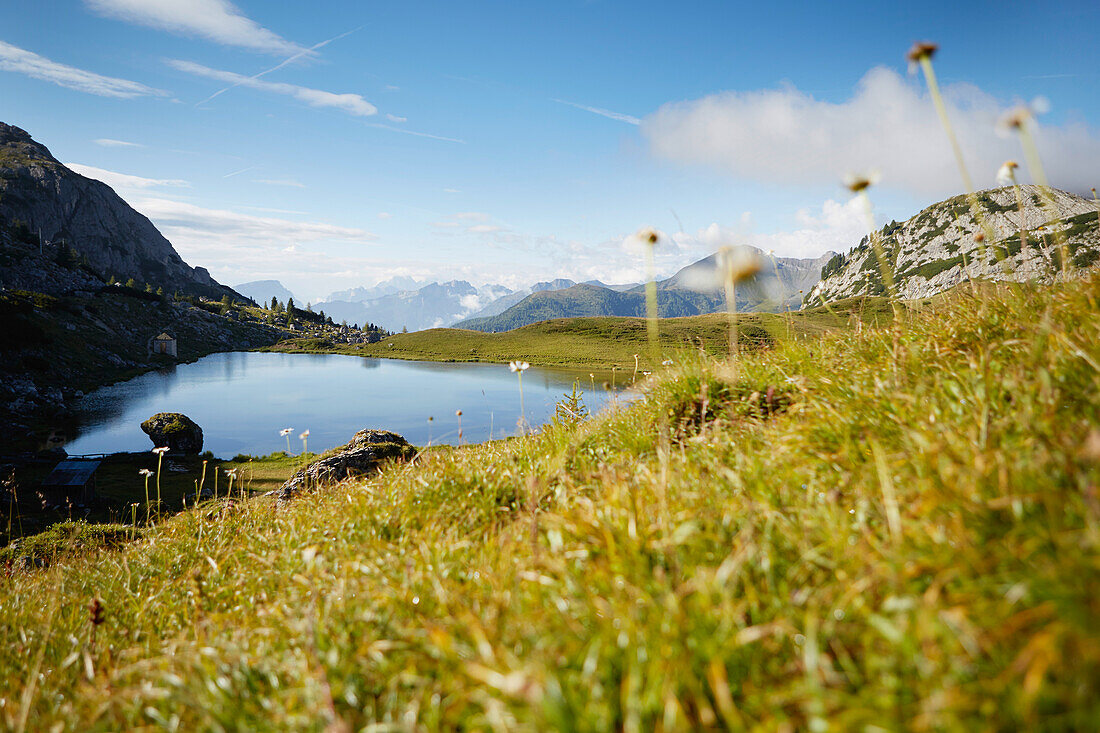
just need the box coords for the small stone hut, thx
[38,459,100,507]
[148,331,177,357]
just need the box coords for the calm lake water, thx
[64,352,632,457]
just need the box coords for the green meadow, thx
[2,276,1097,729]
[267,296,895,371]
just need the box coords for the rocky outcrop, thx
[141,413,203,454]
[277,429,415,501]
[805,186,1100,305]
[0,122,236,299]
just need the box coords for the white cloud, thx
[67,163,189,189]
[133,197,374,246]
[0,41,166,98]
[377,212,392,219]
[443,188,461,194]
[124,197,376,290]
[467,224,503,233]
[643,67,1100,197]
[681,198,866,260]
[93,137,145,148]
[253,178,305,188]
[385,113,407,123]
[554,98,641,125]
[454,212,489,221]
[168,59,377,117]
[85,0,305,55]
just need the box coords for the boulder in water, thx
[140,412,203,454]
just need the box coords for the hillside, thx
[807,185,1100,304]
[0,222,288,449]
[459,278,581,322]
[294,297,891,371]
[2,275,1097,729]
[0,122,237,300]
[456,249,834,332]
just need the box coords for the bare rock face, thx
[140,412,203,454]
[0,122,234,299]
[277,429,415,501]
[805,185,1100,306]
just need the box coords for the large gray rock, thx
[140,412,203,454]
[277,429,415,501]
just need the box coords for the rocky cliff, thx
[0,122,235,299]
[806,186,1100,305]
[0,228,287,450]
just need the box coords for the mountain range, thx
[806,185,1100,304]
[454,249,834,332]
[315,280,512,331]
[234,279,296,306]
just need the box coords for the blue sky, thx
[2,0,1098,301]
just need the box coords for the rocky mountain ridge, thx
[806,185,1100,305]
[0,122,236,300]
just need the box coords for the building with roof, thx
[148,331,177,357]
[38,459,100,507]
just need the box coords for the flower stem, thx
[644,242,659,359]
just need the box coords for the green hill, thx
[3,276,1097,728]
[456,249,834,333]
[454,283,719,333]
[274,297,892,371]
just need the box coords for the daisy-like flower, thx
[455,409,463,417]
[636,227,659,246]
[299,430,310,440]
[509,361,530,372]
[718,246,763,284]
[997,160,1019,186]
[996,98,1048,138]
[843,171,880,194]
[280,428,293,437]
[152,446,169,455]
[138,468,153,477]
[906,41,938,63]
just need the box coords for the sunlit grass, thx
[1,274,1098,729]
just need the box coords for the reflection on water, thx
[65,352,633,457]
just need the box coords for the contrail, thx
[552,98,640,125]
[196,25,364,107]
[222,166,256,178]
[367,123,466,144]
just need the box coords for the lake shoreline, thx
[56,351,632,459]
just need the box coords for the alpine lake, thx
[62,352,635,458]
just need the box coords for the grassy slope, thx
[2,279,1098,729]
[2,452,305,546]
[267,297,892,371]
